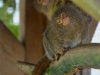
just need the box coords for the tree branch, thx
[18,43,100,75]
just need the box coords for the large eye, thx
[57,18,63,25]
[37,0,49,5]
[37,0,43,4]
[60,12,66,18]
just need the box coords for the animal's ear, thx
[42,0,49,5]
[83,13,92,25]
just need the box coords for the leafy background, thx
[0,0,18,38]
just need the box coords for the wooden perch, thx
[0,21,25,75]
[17,61,35,75]
[18,43,100,75]
[71,0,100,21]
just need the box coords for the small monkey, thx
[33,5,92,75]
[33,0,69,20]
[43,5,92,61]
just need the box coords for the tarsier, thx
[34,0,69,20]
[33,0,92,75]
[43,5,91,61]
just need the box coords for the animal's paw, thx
[55,47,71,61]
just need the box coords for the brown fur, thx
[33,2,92,75]
[43,5,91,60]
[33,0,69,20]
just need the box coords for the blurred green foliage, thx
[0,0,18,39]
[6,23,18,39]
